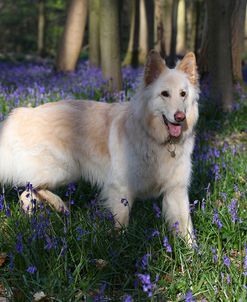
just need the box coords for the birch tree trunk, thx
[100,0,122,91]
[138,0,148,64]
[176,0,186,55]
[56,0,88,72]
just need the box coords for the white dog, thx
[0,51,199,243]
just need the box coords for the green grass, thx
[0,94,246,301]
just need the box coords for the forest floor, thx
[0,60,246,301]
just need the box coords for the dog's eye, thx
[180,91,186,97]
[161,91,169,98]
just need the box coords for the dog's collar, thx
[167,138,176,158]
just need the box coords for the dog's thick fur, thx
[0,51,199,243]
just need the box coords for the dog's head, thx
[136,50,199,144]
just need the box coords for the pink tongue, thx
[167,122,182,137]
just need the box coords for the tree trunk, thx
[154,0,166,58]
[231,0,246,81]
[163,0,172,57]
[138,0,148,64]
[37,0,45,57]
[245,5,247,54]
[122,0,139,66]
[176,0,186,55]
[169,0,179,65]
[145,0,154,51]
[185,0,196,52]
[89,0,100,67]
[194,0,205,56]
[206,0,233,112]
[56,0,88,72]
[198,7,209,75]
[100,0,122,91]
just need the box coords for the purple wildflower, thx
[26,265,37,274]
[15,233,23,254]
[183,290,195,302]
[243,244,247,276]
[211,247,218,263]
[226,274,231,284]
[212,164,220,181]
[8,252,14,271]
[172,221,180,234]
[234,184,238,192]
[190,200,198,213]
[228,199,238,223]
[93,282,107,302]
[76,226,89,240]
[220,192,227,202]
[65,182,76,197]
[0,194,4,211]
[151,229,160,237]
[140,253,151,270]
[163,236,172,253]
[222,142,229,153]
[153,202,161,218]
[223,255,230,269]
[213,209,223,229]
[213,147,220,158]
[137,273,154,297]
[122,294,133,302]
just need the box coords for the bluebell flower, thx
[213,209,223,229]
[122,294,133,302]
[137,273,154,297]
[15,233,23,254]
[26,265,37,274]
[228,199,238,223]
[211,247,218,263]
[220,192,227,202]
[223,255,230,268]
[140,253,151,270]
[0,194,4,211]
[153,203,161,218]
[183,290,195,302]
[163,236,172,253]
[65,182,76,197]
[151,229,160,237]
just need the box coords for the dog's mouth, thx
[162,115,182,138]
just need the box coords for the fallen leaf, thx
[0,253,7,267]
[94,259,108,270]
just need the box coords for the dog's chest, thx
[129,143,185,197]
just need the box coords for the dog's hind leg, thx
[20,188,68,213]
[36,189,68,212]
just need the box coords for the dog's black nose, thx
[174,111,186,122]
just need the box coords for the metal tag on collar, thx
[167,139,176,158]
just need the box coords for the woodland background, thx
[0,0,246,110]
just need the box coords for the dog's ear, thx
[144,50,166,86]
[177,52,198,85]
